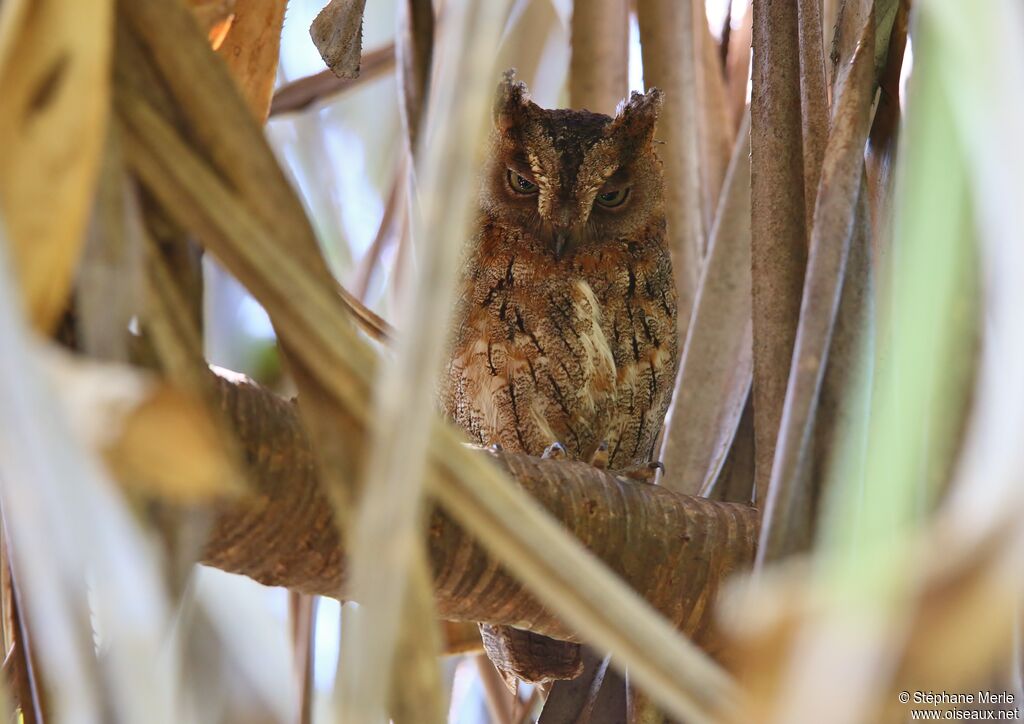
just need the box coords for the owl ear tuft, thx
[608,88,663,146]
[494,69,533,132]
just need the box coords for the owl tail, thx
[478,623,584,691]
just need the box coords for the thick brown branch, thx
[203,373,759,649]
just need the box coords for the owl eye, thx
[595,187,630,208]
[507,169,538,195]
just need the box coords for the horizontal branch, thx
[269,43,396,116]
[203,372,759,649]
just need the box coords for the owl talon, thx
[589,441,609,470]
[541,442,568,460]
[615,461,663,485]
[487,442,503,453]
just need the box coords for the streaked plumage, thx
[440,73,679,685]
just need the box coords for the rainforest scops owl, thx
[440,71,680,686]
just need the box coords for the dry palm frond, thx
[214,0,287,120]
[660,111,751,497]
[757,13,876,562]
[0,0,114,332]
[749,0,809,515]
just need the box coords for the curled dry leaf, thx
[0,0,114,332]
[310,0,368,79]
[44,348,241,503]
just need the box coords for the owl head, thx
[479,70,665,261]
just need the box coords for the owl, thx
[440,72,679,686]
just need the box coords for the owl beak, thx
[552,229,572,260]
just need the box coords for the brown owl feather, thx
[440,72,679,686]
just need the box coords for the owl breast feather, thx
[442,273,619,464]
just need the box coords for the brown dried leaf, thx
[0,0,114,332]
[310,0,367,79]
